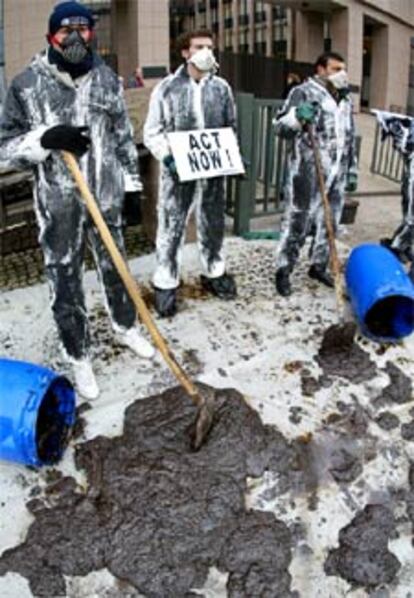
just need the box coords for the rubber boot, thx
[275,268,292,297]
[72,359,99,400]
[308,264,334,288]
[200,273,237,300]
[154,287,177,318]
[116,327,155,359]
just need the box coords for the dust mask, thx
[188,48,218,73]
[328,69,349,90]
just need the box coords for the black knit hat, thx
[48,2,95,36]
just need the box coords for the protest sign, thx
[167,128,245,182]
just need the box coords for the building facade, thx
[271,0,414,114]
[171,0,414,113]
[1,0,170,89]
[1,1,414,114]
[0,0,5,102]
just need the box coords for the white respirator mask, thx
[188,47,218,73]
[328,69,349,90]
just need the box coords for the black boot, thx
[275,268,292,297]
[154,287,177,318]
[308,264,334,288]
[200,273,237,300]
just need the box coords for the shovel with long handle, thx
[62,151,214,449]
[307,127,356,351]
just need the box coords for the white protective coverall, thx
[373,110,414,266]
[0,52,141,359]
[143,64,236,290]
[274,76,358,273]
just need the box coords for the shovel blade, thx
[190,394,215,451]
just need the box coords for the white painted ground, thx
[0,237,413,597]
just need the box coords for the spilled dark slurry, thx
[375,411,400,431]
[325,504,401,587]
[401,420,414,441]
[320,322,356,355]
[301,371,322,396]
[0,386,298,598]
[406,463,414,541]
[302,335,378,394]
[316,328,377,385]
[329,448,363,483]
[71,402,91,441]
[373,362,413,407]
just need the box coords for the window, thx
[255,27,266,55]
[255,1,266,24]
[239,0,248,52]
[273,39,287,59]
[272,4,287,58]
[224,1,232,48]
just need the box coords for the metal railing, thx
[370,121,404,183]
[226,93,286,234]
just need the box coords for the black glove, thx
[41,125,91,157]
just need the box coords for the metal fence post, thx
[233,93,255,235]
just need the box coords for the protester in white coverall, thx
[144,30,237,317]
[0,2,154,399]
[373,110,414,282]
[274,51,358,296]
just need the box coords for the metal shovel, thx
[62,151,214,450]
[307,127,357,353]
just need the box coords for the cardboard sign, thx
[167,128,245,182]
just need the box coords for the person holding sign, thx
[143,30,237,317]
[274,52,358,297]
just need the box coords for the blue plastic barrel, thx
[345,243,414,342]
[0,359,76,467]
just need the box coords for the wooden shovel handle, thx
[307,128,346,314]
[62,151,201,404]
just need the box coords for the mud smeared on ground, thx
[373,362,413,408]
[0,386,299,597]
[401,420,414,441]
[406,462,414,541]
[319,322,356,355]
[316,328,377,385]
[71,402,91,441]
[324,504,400,588]
[375,411,400,431]
[301,371,323,396]
[328,447,363,483]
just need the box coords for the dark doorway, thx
[361,16,387,111]
[361,20,373,109]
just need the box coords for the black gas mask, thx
[59,29,90,64]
